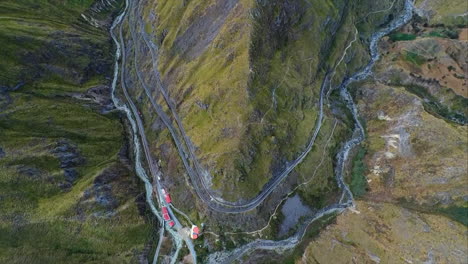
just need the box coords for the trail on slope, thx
[136,28,334,213]
[207,0,414,262]
[109,0,191,263]
[110,0,413,261]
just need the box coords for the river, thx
[207,0,414,262]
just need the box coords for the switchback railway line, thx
[108,0,414,262]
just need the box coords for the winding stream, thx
[109,0,413,262]
[109,0,185,263]
[207,0,413,262]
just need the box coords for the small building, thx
[190,225,199,239]
[162,189,172,204]
[161,206,175,228]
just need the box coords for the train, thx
[161,206,175,227]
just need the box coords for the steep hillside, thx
[355,7,467,222]
[112,0,434,262]
[296,3,468,264]
[2,0,466,263]
[414,0,467,26]
[121,0,409,206]
[0,1,154,262]
[300,201,466,263]
[147,0,406,202]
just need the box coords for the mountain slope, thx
[0,1,155,262]
[296,3,468,264]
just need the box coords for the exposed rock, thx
[69,85,114,113]
[58,182,73,190]
[195,100,209,110]
[51,139,84,190]
[64,168,78,184]
[173,0,239,60]
[358,24,468,208]
[75,164,133,219]
[0,91,13,114]
[51,140,85,168]
[359,81,467,207]
[0,147,5,159]
[17,165,42,179]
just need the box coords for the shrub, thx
[404,51,426,65]
[389,33,416,41]
[350,147,368,197]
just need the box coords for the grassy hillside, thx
[134,0,370,202]
[106,1,415,249]
[0,0,154,262]
[300,201,467,264]
[129,0,406,204]
[293,5,468,264]
[414,0,468,26]
[356,19,468,224]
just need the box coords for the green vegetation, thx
[389,32,416,41]
[404,51,427,65]
[424,28,459,39]
[403,84,467,124]
[398,198,468,226]
[0,0,113,87]
[148,0,356,200]
[438,206,468,226]
[0,0,153,262]
[349,147,368,197]
[281,213,337,264]
[0,211,153,263]
[144,0,414,205]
